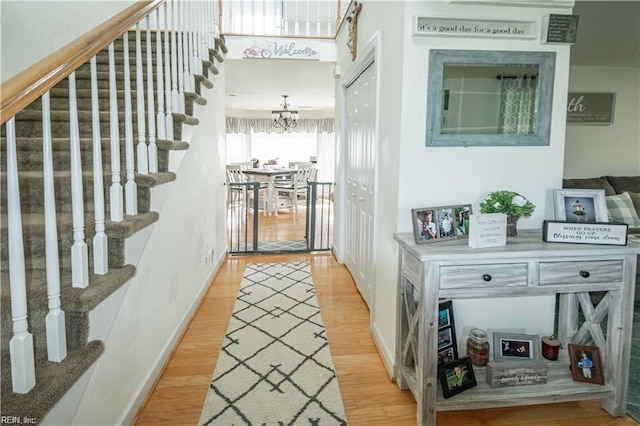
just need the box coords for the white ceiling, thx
[223,1,639,116]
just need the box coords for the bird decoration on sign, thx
[346,1,362,61]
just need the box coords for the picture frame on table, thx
[438,356,477,399]
[493,332,540,361]
[437,300,458,366]
[412,204,472,244]
[568,344,605,385]
[553,189,608,223]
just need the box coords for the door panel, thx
[344,62,376,307]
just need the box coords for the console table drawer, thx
[439,263,528,289]
[539,261,623,285]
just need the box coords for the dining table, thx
[242,167,296,216]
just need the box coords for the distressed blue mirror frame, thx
[426,50,556,147]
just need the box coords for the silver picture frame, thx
[553,189,608,223]
[493,332,540,362]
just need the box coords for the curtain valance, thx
[225,117,334,134]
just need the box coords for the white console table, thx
[394,230,639,425]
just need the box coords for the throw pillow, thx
[605,192,640,227]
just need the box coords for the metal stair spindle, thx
[135,23,149,175]
[6,116,37,393]
[108,42,124,222]
[122,31,139,215]
[42,91,69,362]
[146,15,159,173]
[68,71,90,289]
[90,56,109,274]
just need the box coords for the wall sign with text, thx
[242,39,319,60]
[566,92,616,125]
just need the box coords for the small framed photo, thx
[412,204,472,244]
[493,333,540,361]
[437,300,458,366]
[439,356,477,399]
[568,344,604,385]
[553,189,608,223]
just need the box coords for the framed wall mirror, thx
[426,50,556,147]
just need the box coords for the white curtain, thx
[497,75,537,134]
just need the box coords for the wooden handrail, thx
[0,0,164,125]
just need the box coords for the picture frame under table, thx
[553,188,608,223]
[438,356,477,399]
[437,300,458,366]
[493,332,540,361]
[568,344,605,385]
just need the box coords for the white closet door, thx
[344,62,376,307]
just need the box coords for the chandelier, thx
[272,95,299,130]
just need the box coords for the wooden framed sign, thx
[566,93,616,124]
[542,220,628,246]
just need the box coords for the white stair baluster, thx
[135,23,149,175]
[176,0,186,114]
[295,0,300,36]
[122,31,139,215]
[42,91,68,362]
[68,71,89,288]
[108,42,124,222]
[147,15,159,173]
[188,0,198,92]
[316,1,321,36]
[326,1,332,37]
[305,0,310,36]
[170,1,180,117]
[164,1,175,140]
[180,0,192,96]
[155,8,167,141]
[90,56,108,275]
[6,117,36,393]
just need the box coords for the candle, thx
[541,335,561,360]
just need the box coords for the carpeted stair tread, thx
[0,265,136,314]
[1,210,160,240]
[0,341,104,421]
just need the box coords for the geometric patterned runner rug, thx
[198,262,348,425]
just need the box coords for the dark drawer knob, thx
[482,274,492,282]
[580,270,590,278]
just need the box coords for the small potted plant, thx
[479,190,535,236]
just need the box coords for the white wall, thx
[69,66,228,426]
[334,0,573,375]
[1,1,134,82]
[564,65,640,178]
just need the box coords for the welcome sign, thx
[242,39,319,60]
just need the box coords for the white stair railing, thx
[3,0,225,394]
[164,1,175,140]
[135,23,150,175]
[6,116,37,393]
[176,0,186,114]
[68,71,90,289]
[146,15,159,173]
[42,91,68,362]
[122,31,139,215]
[155,8,167,141]
[220,0,345,37]
[108,42,125,222]
[90,56,109,275]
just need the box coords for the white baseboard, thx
[371,320,395,380]
[118,253,225,425]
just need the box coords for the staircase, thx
[0,28,227,421]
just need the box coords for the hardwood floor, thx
[134,212,639,425]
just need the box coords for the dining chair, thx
[274,166,317,216]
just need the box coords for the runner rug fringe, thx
[198,261,348,425]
